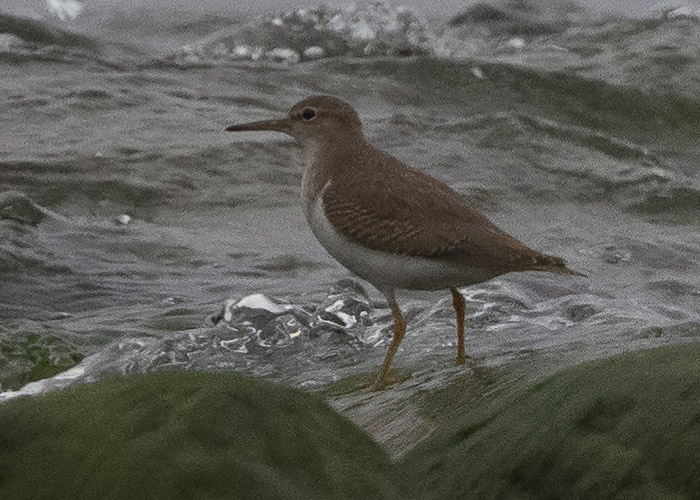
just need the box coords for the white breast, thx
[305,184,490,293]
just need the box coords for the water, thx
[1,0,699,449]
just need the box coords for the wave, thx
[0,191,46,226]
[333,57,700,215]
[149,3,700,110]
[45,0,83,21]
[0,13,94,48]
[0,12,98,64]
[447,0,585,36]
[316,56,700,133]
[0,161,171,214]
[659,5,698,20]
[160,0,588,66]
[0,191,68,278]
[627,186,700,222]
[165,3,435,65]
[0,280,378,397]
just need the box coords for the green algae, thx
[0,331,84,391]
[399,342,700,500]
[0,370,401,500]
[3,343,700,499]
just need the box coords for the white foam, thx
[266,47,300,63]
[233,293,292,314]
[45,0,83,21]
[0,365,85,402]
[324,300,358,328]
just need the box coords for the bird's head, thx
[225,95,364,149]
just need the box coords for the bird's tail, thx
[532,254,586,277]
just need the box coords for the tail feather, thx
[533,254,586,277]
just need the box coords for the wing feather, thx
[321,148,556,273]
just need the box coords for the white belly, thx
[305,192,492,294]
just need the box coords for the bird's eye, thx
[302,108,316,120]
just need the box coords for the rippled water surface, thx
[1,0,699,451]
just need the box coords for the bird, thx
[225,95,582,390]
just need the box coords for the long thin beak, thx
[225,118,291,134]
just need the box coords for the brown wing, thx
[322,147,563,273]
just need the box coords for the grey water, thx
[1,0,700,450]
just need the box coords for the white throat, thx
[300,142,322,211]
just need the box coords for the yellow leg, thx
[450,287,467,364]
[372,293,406,391]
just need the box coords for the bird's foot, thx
[364,369,401,392]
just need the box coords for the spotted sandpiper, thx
[226,96,582,390]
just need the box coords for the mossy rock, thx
[4,343,700,500]
[0,330,84,391]
[0,370,401,500]
[400,342,700,500]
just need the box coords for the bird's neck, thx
[299,134,367,205]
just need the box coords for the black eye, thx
[302,108,316,120]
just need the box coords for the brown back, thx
[321,145,571,274]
